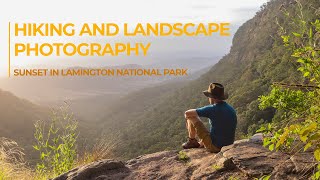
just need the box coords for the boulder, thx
[53,160,129,180]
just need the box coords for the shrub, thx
[33,105,78,178]
[258,3,320,179]
[178,151,189,162]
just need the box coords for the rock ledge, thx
[54,134,316,180]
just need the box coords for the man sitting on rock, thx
[183,83,237,153]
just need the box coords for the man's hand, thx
[184,109,198,119]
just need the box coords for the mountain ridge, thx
[97,0,320,159]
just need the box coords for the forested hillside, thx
[0,89,49,160]
[98,0,320,159]
[0,89,98,163]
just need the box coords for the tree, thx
[258,2,320,178]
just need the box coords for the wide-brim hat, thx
[202,82,228,100]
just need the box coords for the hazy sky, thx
[0,0,269,77]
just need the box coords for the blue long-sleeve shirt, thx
[196,102,237,148]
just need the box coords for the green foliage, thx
[211,164,223,170]
[259,86,315,117]
[228,176,239,180]
[177,151,189,162]
[254,175,271,180]
[33,105,78,177]
[258,4,320,178]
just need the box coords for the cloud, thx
[191,5,216,10]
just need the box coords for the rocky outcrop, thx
[54,134,317,180]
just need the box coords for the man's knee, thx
[186,116,201,126]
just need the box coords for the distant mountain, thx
[43,62,215,123]
[97,0,320,159]
[0,89,48,160]
[0,64,160,104]
[0,89,47,138]
[0,60,216,105]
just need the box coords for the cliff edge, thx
[53,134,316,180]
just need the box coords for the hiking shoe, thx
[182,138,200,149]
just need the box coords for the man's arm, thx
[184,109,198,119]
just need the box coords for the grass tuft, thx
[0,137,34,180]
[77,136,117,166]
